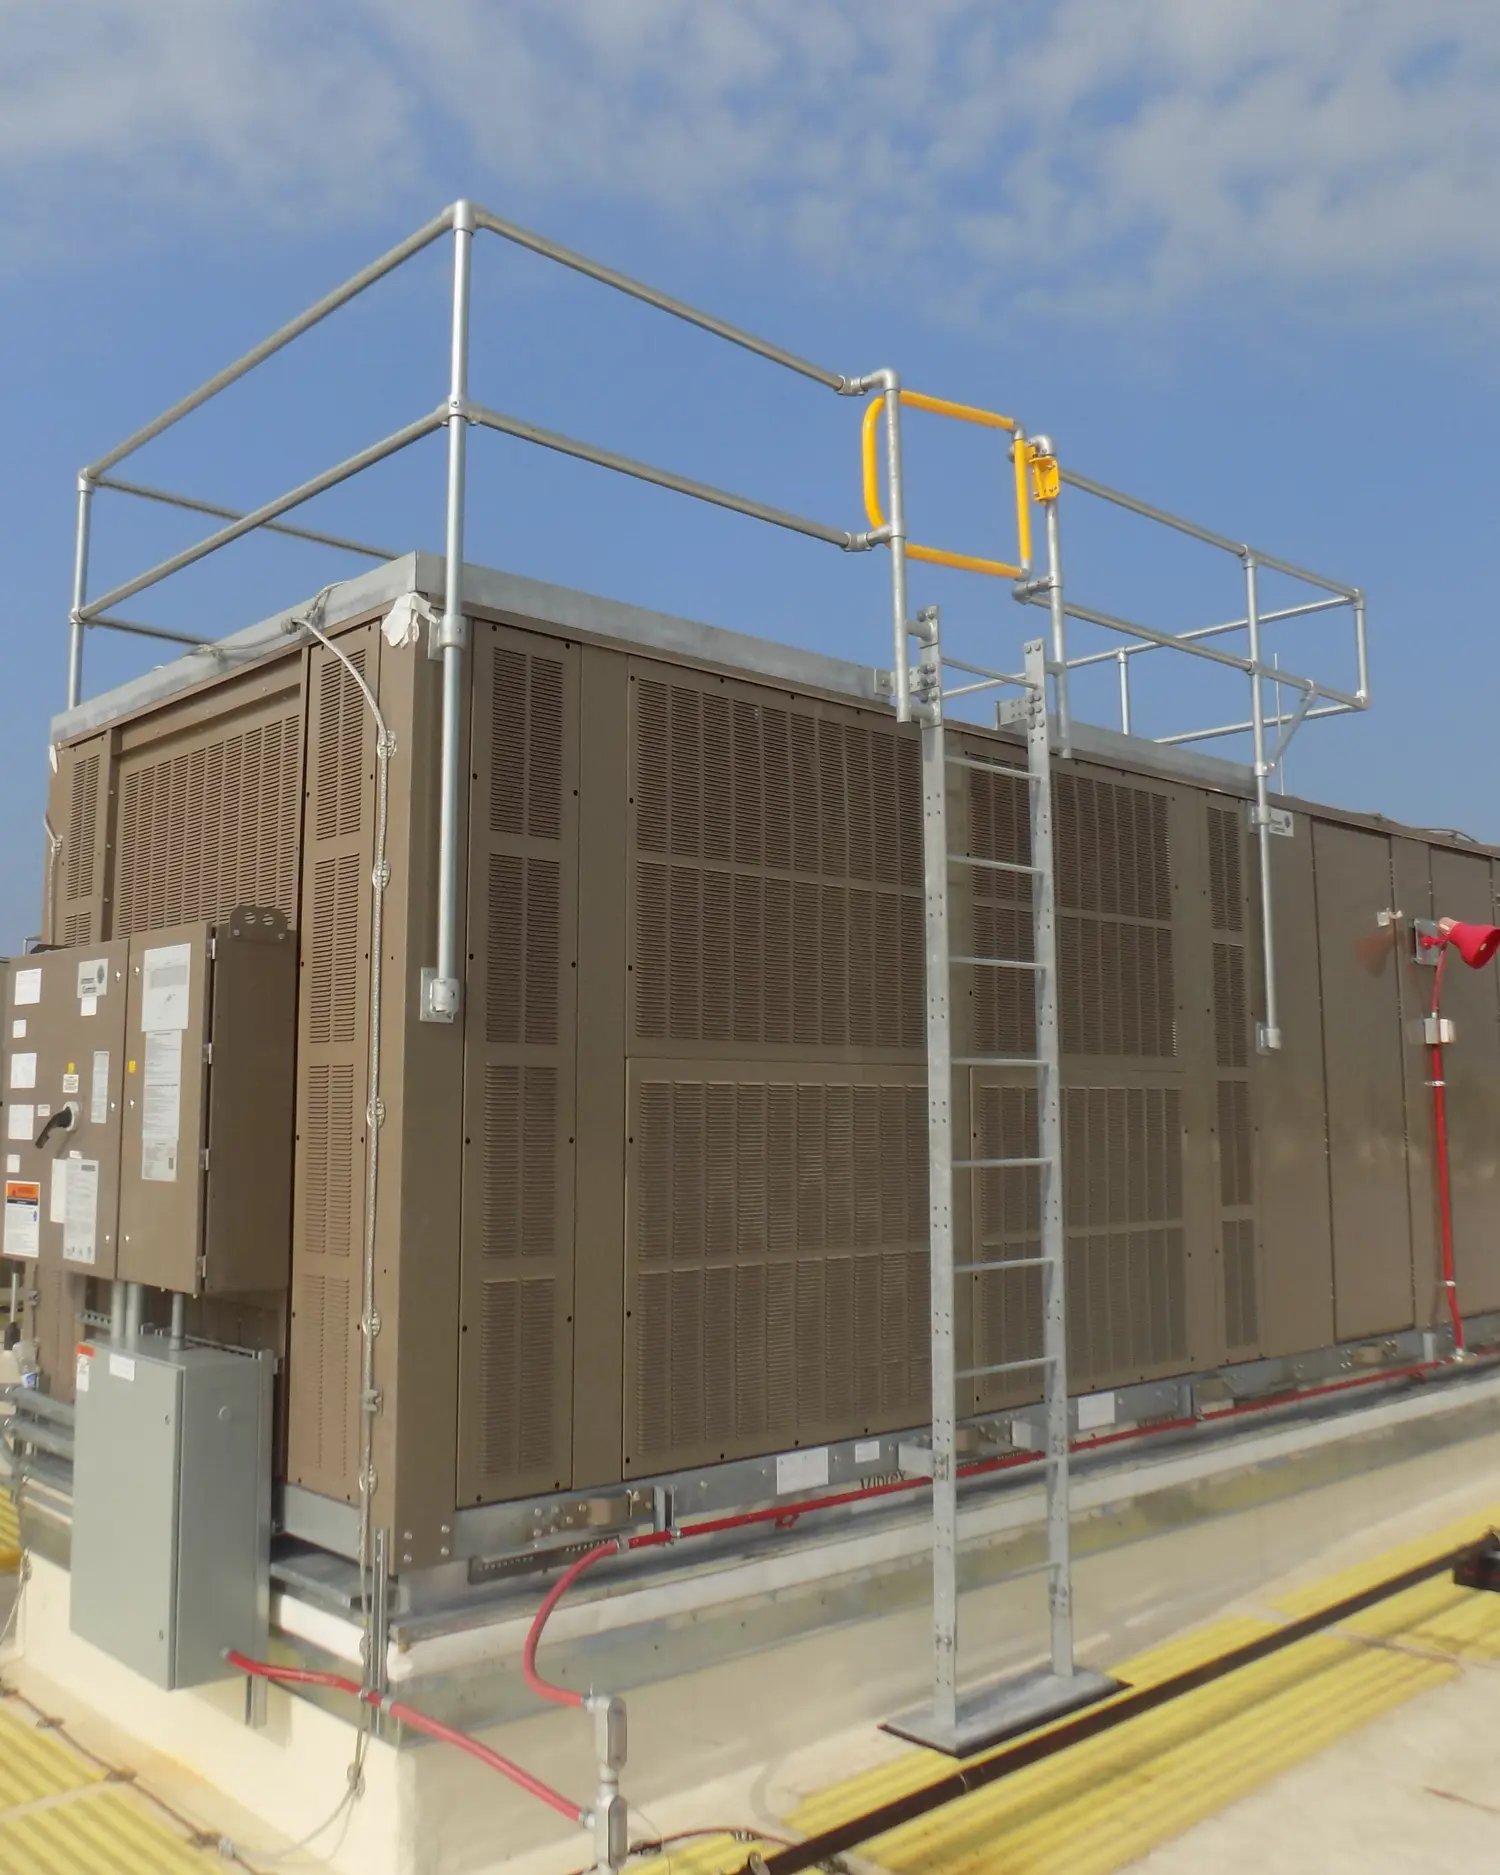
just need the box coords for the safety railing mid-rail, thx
[67,196,1366,1048]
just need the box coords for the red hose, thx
[522,1541,618,1708]
[224,1650,587,1825]
[1429,947,1467,1354]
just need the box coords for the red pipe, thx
[1429,946,1467,1354]
[224,1649,588,1825]
[522,1540,618,1708]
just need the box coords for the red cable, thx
[522,1541,618,1709]
[1429,946,1467,1354]
[223,1650,587,1825]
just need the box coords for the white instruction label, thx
[5,1155,18,1176]
[80,995,97,1018]
[75,1346,92,1395]
[76,958,108,1001]
[61,1072,79,1096]
[141,1029,183,1182]
[776,1446,831,1494]
[9,1019,24,1041]
[3,1179,40,1259]
[6,1104,33,1143]
[108,1352,136,1383]
[12,968,40,1008]
[141,943,192,1032]
[9,1052,36,1091]
[1077,1390,1117,1432]
[90,1050,110,1127]
[49,1159,69,1224]
[854,1439,882,1465]
[63,1159,99,1265]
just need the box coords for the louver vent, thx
[970,1081,1187,1397]
[114,710,301,934]
[968,760,1176,1059]
[627,1073,930,1469]
[1208,802,1259,1352]
[458,628,578,1506]
[289,642,369,1502]
[631,674,924,1049]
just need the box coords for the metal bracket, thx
[421,967,461,1022]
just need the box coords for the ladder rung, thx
[953,1056,1045,1068]
[957,1356,1054,1380]
[948,851,1039,876]
[945,753,1043,782]
[951,954,1041,970]
[953,1156,1051,1169]
[954,1255,1052,1273]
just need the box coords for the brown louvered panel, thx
[1213,944,1249,1068]
[971,1079,1187,1399]
[458,626,578,1505]
[625,1066,928,1472]
[628,664,924,1054]
[1207,799,1258,1352]
[52,741,109,945]
[477,1277,558,1479]
[1223,1218,1260,1351]
[112,700,304,937]
[288,633,370,1503]
[1208,803,1246,934]
[967,758,1175,1062]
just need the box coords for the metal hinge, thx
[202,1041,213,1066]
[200,1147,211,1171]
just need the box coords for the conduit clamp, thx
[860,388,1035,578]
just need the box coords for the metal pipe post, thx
[424,203,475,1023]
[917,611,958,1736]
[123,1283,144,1340]
[169,1292,186,1350]
[1354,591,1369,702]
[67,475,94,708]
[1116,650,1132,736]
[109,1282,126,1343]
[1043,492,1072,755]
[877,373,913,724]
[1244,556,1281,1052]
[1024,635,1072,1676]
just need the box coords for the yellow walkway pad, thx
[0,1694,229,1874]
[643,1503,1500,1875]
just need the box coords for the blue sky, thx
[3,0,1499,947]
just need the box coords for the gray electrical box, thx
[71,1341,272,1688]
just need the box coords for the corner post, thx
[1244,553,1282,1052]
[423,201,475,1024]
[67,473,94,709]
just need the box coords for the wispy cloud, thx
[5,0,1499,321]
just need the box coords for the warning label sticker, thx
[142,1029,182,1182]
[3,1179,41,1259]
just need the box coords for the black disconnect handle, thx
[34,1103,78,1150]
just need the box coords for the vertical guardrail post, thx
[423,201,476,1023]
[1244,553,1282,1052]
[67,474,94,709]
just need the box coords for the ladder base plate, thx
[883,1666,1122,1758]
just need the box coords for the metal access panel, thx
[118,914,296,1295]
[3,940,129,1278]
[71,1341,272,1688]
[1312,822,1414,1338]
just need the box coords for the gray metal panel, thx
[1312,822,1414,1338]
[72,1346,180,1683]
[71,1342,270,1688]
[1252,808,1335,1357]
[1429,847,1500,1316]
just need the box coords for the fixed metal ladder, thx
[891,615,1116,1754]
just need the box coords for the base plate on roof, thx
[884,1665,1122,1757]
